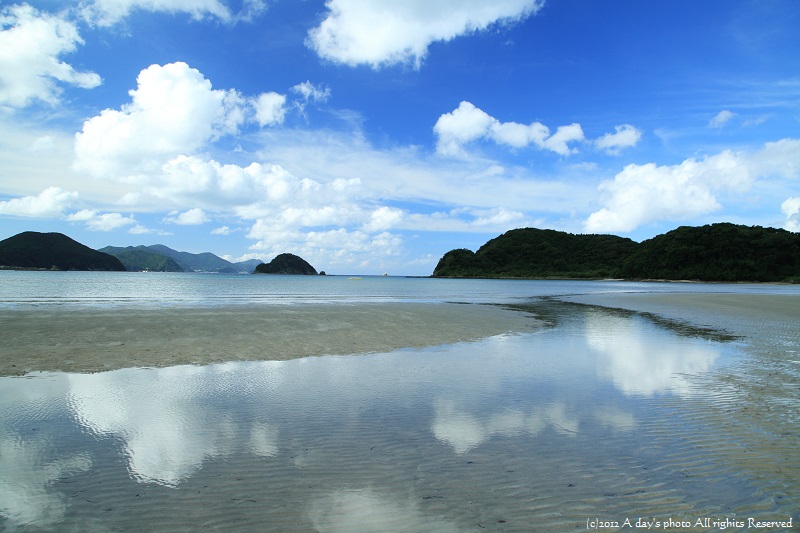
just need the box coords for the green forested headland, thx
[0,232,125,271]
[432,224,800,282]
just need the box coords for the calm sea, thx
[1,270,797,308]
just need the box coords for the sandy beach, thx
[0,302,541,376]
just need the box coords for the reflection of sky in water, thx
[0,304,741,530]
[584,308,720,397]
[67,364,282,485]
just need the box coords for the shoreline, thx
[0,301,541,376]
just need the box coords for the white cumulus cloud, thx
[434,101,585,157]
[584,139,800,233]
[594,124,642,155]
[748,138,800,180]
[0,187,78,217]
[0,4,101,109]
[470,206,524,227]
[151,156,326,209]
[66,209,137,231]
[362,206,404,232]
[73,62,248,179]
[164,207,209,225]
[435,102,644,158]
[253,92,287,126]
[307,0,543,68]
[583,152,745,233]
[782,197,800,232]
[249,226,403,270]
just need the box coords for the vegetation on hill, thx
[619,223,800,282]
[0,232,125,271]
[433,224,800,282]
[433,228,636,279]
[99,246,185,272]
[254,253,318,275]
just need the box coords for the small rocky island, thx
[253,253,318,275]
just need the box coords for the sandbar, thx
[559,291,800,339]
[0,302,541,375]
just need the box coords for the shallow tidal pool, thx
[1,301,796,532]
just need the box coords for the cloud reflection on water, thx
[0,435,91,527]
[0,302,734,529]
[66,364,281,486]
[431,399,579,455]
[308,489,460,533]
[584,310,720,396]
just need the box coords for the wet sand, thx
[0,302,541,376]
[560,291,800,330]
[563,291,800,521]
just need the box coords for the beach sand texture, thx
[0,302,541,375]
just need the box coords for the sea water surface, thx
[1,270,798,308]
[1,272,798,531]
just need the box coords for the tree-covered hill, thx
[619,223,800,282]
[433,224,800,282]
[0,232,125,271]
[433,228,637,279]
[99,246,185,272]
[254,253,318,275]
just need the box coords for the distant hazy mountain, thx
[0,232,125,271]
[100,244,262,273]
[254,253,318,275]
[98,246,185,272]
[234,258,264,273]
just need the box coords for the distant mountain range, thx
[433,223,800,282]
[99,245,263,273]
[0,231,263,272]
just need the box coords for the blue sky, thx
[1,0,799,275]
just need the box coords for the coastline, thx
[0,301,541,376]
